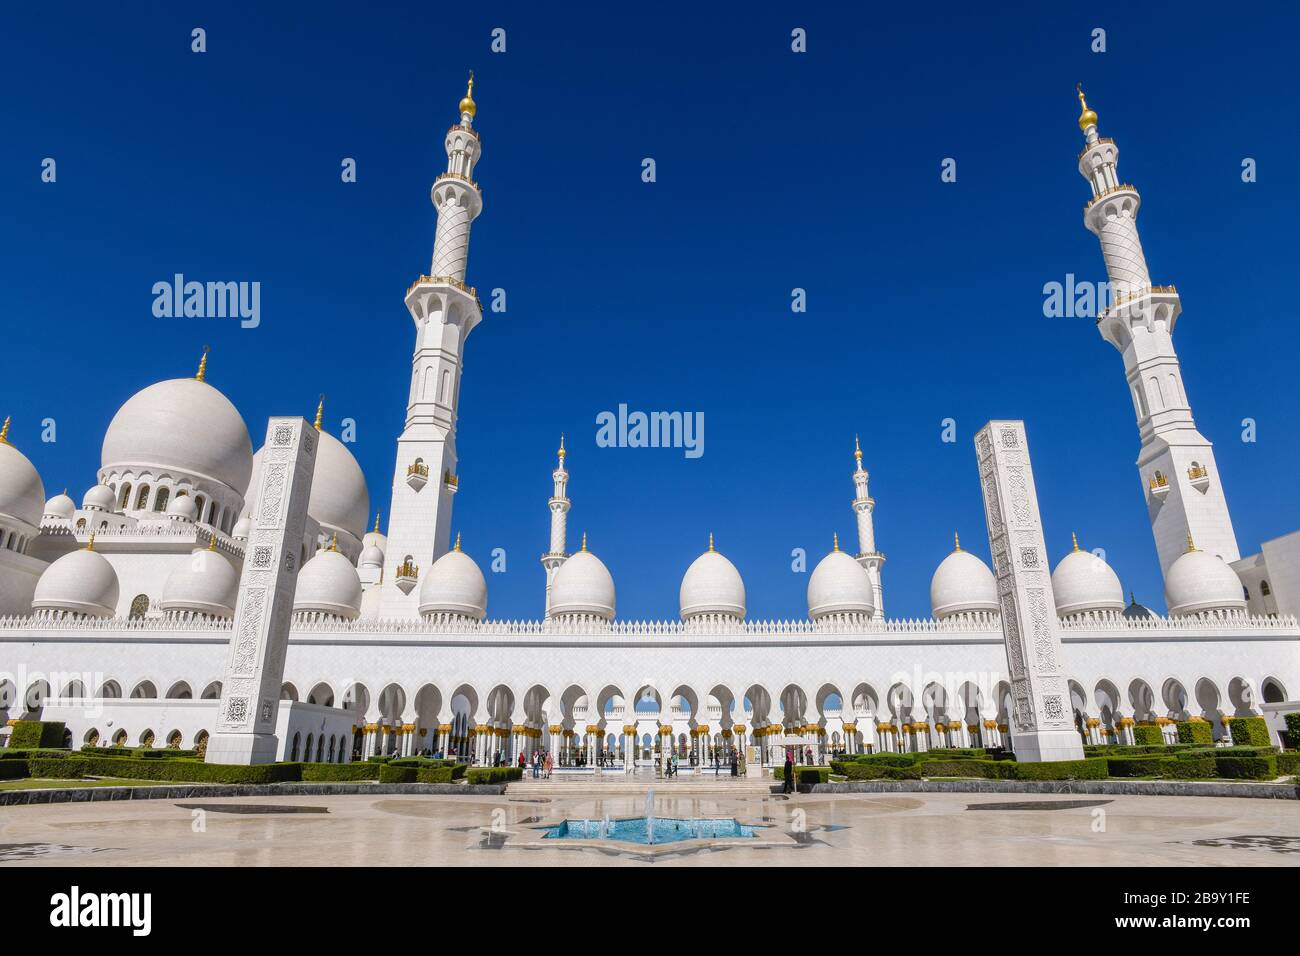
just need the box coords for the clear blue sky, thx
[3,2,1298,620]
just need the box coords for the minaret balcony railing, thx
[443,470,459,491]
[435,171,480,191]
[447,123,480,142]
[406,274,483,312]
[1084,182,1137,212]
[395,560,419,595]
[1187,464,1207,481]
[1077,136,1115,161]
[407,461,429,478]
[1148,472,1171,500]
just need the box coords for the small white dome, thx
[550,547,616,620]
[33,545,119,618]
[0,439,45,527]
[359,544,385,568]
[43,491,76,521]
[680,539,746,620]
[419,545,487,619]
[245,428,369,545]
[231,516,252,540]
[362,517,387,552]
[1165,545,1246,617]
[1051,539,1124,616]
[807,543,874,620]
[930,539,999,619]
[166,494,198,521]
[101,377,253,495]
[81,484,116,512]
[161,545,238,618]
[293,547,362,619]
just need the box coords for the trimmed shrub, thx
[1132,724,1163,746]
[835,761,922,781]
[378,764,417,783]
[1214,755,1278,780]
[1,748,72,760]
[920,759,1014,779]
[8,721,67,749]
[82,746,135,757]
[1105,756,1215,779]
[1284,712,1300,749]
[131,748,200,760]
[850,753,921,768]
[1276,752,1300,776]
[26,756,90,779]
[417,766,454,784]
[1011,758,1109,780]
[67,755,300,784]
[1174,745,1273,759]
[465,766,523,785]
[1229,716,1272,748]
[300,762,380,782]
[0,760,30,780]
[1177,721,1214,746]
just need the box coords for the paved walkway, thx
[2,789,1297,866]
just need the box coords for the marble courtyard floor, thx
[1,789,1297,866]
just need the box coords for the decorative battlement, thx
[1077,136,1116,161]
[435,171,480,191]
[1084,182,1138,212]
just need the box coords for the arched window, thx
[316,736,325,762]
[129,594,150,619]
[167,730,183,749]
[290,732,301,761]
[194,495,207,522]
[1261,580,1272,596]
[194,730,209,756]
[139,729,155,747]
[154,487,169,512]
[1262,679,1286,704]
[135,485,151,510]
[112,729,129,747]
[119,483,133,509]
[328,736,336,763]
[304,734,314,763]
[84,728,100,747]
[75,518,86,530]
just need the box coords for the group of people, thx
[661,749,744,778]
[516,750,556,778]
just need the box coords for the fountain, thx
[646,788,655,844]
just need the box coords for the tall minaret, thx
[850,435,886,616]
[380,74,486,618]
[541,435,570,612]
[1075,85,1238,575]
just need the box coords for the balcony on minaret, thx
[406,459,429,492]
[443,470,459,493]
[405,274,484,321]
[1148,470,1171,501]
[395,558,419,595]
[1187,463,1210,492]
[1098,284,1181,349]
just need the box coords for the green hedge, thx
[1106,756,1217,779]
[835,761,922,781]
[1177,721,1214,746]
[1132,725,1164,746]
[1284,713,1300,749]
[0,748,71,760]
[1274,752,1300,776]
[8,721,66,749]
[378,764,417,783]
[1012,758,1110,780]
[465,766,523,785]
[1229,717,1271,748]
[1084,744,1183,757]
[0,760,29,780]
[920,759,1014,779]
[1215,755,1278,780]
[299,762,380,781]
[1180,745,1275,759]
[30,754,300,784]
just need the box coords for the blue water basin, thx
[542,816,757,844]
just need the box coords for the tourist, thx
[730,751,738,777]
[783,751,794,793]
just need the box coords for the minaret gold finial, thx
[453,531,462,552]
[581,531,588,553]
[558,433,566,462]
[1076,83,1098,131]
[374,513,381,534]
[1186,532,1197,553]
[195,345,210,382]
[953,532,961,553]
[0,416,9,444]
[329,532,338,553]
[708,532,715,553]
[854,434,862,463]
[459,70,476,118]
[1072,531,1080,552]
[87,532,95,552]
[314,395,324,432]
[833,532,840,552]
[207,534,217,552]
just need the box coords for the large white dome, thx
[161,545,238,618]
[245,428,369,544]
[101,377,253,494]
[419,544,487,620]
[0,436,45,528]
[930,538,999,619]
[680,539,746,620]
[293,547,362,619]
[33,545,119,618]
[1164,545,1246,617]
[807,542,874,620]
[1051,538,1124,616]
[550,547,616,620]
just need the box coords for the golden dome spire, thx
[87,532,96,552]
[459,70,476,118]
[374,513,382,533]
[953,532,962,553]
[581,531,588,552]
[558,433,566,462]
[708,532,715,553]
[0,416,9,445]
[1072,531,1080,552]
[832,532,840,552]
[207,534,217,552]
[314,394,325,432]
[329,532,338,553]
[854,434,862,463]
[1076,83,1098,131]
[1186,532,1197,553]
[195,345,210,382]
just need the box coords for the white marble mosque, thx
[0,81,1296,768]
